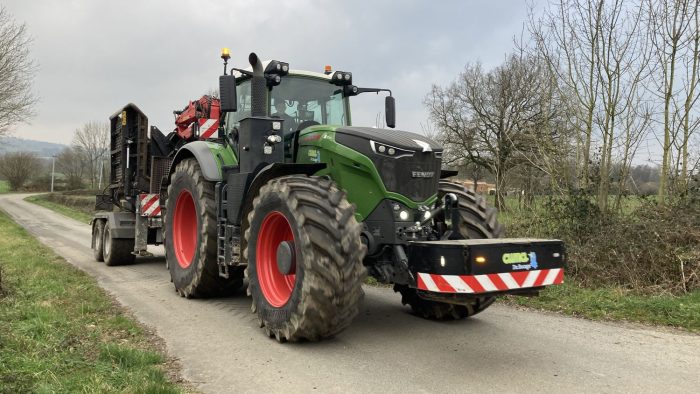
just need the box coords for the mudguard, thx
[226,162,326,225]
[168,141,237,183]
[91,211,135,240]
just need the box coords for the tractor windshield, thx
[270,76,348,133]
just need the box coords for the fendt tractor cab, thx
[91,49,565,342]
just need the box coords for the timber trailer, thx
[90,49,566,342]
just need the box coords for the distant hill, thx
[0,137,67,157]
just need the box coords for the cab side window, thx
[225,80,252,133]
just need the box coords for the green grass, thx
[0,180,9,193]
[25,194,94,223]
[504,282,700,332]
[0,211,184,393]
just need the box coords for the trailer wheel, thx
[103,222,135,266]
[395,181,503,320]
[164,158,243,298]
[244,175,367,342]
[92,220,105,262]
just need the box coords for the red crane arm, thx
[174,95,221,140]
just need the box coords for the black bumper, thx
[407,238,566,295]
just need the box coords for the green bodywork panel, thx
[200,127,437,222]
[205,141,237,178]
[296,125,438,221]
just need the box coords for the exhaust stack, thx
[249,52,267,117]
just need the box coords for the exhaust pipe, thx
[249,52,267,117]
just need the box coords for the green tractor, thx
[92,50,565,342]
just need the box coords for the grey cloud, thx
[4,0,533,143]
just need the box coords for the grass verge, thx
[0,210,185,393]
[25,194,93,223]
[503,281,700,332]
[0,180,8,193]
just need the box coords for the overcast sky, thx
[5,0,535,145]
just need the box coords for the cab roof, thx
[231,60,333,81]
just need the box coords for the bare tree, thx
[675,2,700,193]
[592,0,651,212]
[528,0,604,190]
[531,0,655,212]
[55,147,85,190]
[0,7,37,137]
[426,53,563,209]
[72,121,109,188]
[647,0,696,204]
[0,151,39,190]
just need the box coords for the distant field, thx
[485,194,652,229]
[0,180,9,193]
[25,193,94,223]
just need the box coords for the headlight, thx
[369,140,414,158]
[399,210,410,221]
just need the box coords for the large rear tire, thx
[244,175,367,342]
[103,222,135,266]
[164,158,243,298]
[395,180,503,320]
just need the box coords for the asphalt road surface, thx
[1,193,699,393]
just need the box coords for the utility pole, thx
[98,160,104,189]
[50,155,56,193]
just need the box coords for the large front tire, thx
[244,175,367,342]
[395,180,503,320]
[164,158,243,298]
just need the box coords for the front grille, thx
[334,131,442,202]
[374,152,440,202]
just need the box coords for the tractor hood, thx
[334,126,443,202]
[335,126,442,154]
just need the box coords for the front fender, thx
[168,141,237,183]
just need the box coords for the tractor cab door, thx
[224,79,252,158]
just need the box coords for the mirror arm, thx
[354,87,392,96]
[230,67,253,77]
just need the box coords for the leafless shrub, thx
[510,195,700,294]
[0,151,39,190]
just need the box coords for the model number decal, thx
[411,171,435,178]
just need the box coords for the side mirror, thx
[219,75,237,113]
[385,96,396,128]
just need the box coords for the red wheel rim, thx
[173,189,197,268]
[257,211,296,307]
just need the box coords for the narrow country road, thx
[1,193,698,393]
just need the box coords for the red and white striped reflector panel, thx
[139,193,161,217]
[416,268,564,294]
[198,118,220,140]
